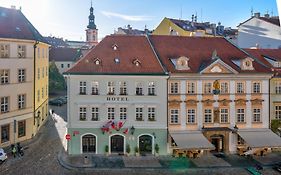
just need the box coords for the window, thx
[204,82,212,94]
[46,66,48,77]
[0,69,9,84]
[275,105,281,119]
[0,96,9,113]
[61,64,64,68]
[136,82,143,95]
[107,107,115,120]
[18,120,26,138]
[253,82,261,93]
[170,82,179,94]
[18,69,25,83]
[170,109,179,124]
[253,108,261,122]
[275,82,281,94]
[120,107,127,120]
[236,82,244,94]
[237,108,245,122]
[91,107,99,121]
[42,67,44,78]
[148,82,156,95]
[0,44,9,58]
[1,124,9,143]
[220,82,228,94]
[119,82,127,95]
[187,109,195,123]
[37,68,40,80]
[204,109,212,123]
[18,94,26,109]
[46,85,48,96]
[17,45,26,58]
[37,90,40,102]
[91,81,99,95]
[107,82,115,95]
[37,48,40,58]
[42,48,44,58]
[187,82,195,94]
[79,81,87,95]
[220,108,228,123]
[42,88,44,99]
[136,107,143,121]
[148,107,156,121]
[79,107,87,121]
[67,64,70,68]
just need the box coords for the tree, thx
[49,61,66,93]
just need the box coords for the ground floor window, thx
[110,135,124,153]
[18,120,26,138]
[275,105,281,119]
[82,134,96,153]
[1,124,9,143]
[139,135,153,154]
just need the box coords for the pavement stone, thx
[191,155,231,168]
[123,156,161,167]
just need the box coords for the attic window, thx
[241,57,254,70]
[175,56,190,70]
[112,44,118,50]
[93,58,101,65]
[16,27,21,32]
[114,58,120,64]
[133,59,141,66]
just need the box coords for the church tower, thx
[86,1,98,47]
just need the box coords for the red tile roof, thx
[149,35,270,73]
[0,6,46,43]
[49,47,83,62]
[66,35,166,75]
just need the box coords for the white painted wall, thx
[54,61,74,74]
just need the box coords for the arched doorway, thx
[139,135,153,155]
[211,134,224,152]
[110,135,124,154]
[82,134,96,153]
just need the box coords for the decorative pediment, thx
[201,99,215,106]
[176,56,190,70]
[184,99,199,105]
[200,59,238,74]
[250,98,264,105]
[93,58,101,65]
[241,57,254,70]
[133,59,141,66]
[112,44,118,50]
[234,99,248,105]
[168,99,182,104]
[218,99,232,106]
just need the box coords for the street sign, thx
[65,134,71,140]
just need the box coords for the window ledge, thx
[186,123,197,125]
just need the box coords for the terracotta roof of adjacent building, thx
[49,47,83,62]
[0,6,46,43]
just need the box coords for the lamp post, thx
[130,126,135,135]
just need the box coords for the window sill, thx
[107,93,115,95]
[119,93,128,96]
[236,122,246,124]
[252,121,262,124]
[91,93,99,95]
[136,119,144,121]
[186,123,197,125]
[79,93,87,95]
[169,123,180,125]
[135,94,144,96]
[148,94,156,96]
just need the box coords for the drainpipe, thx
[33,41,39,136]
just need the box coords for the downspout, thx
[33,41,39,136]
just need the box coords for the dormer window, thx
[175,56,190,70]
[241,57,254,70]
[112,44,118,51]
[93,58,101,65]
[133,59,141,66]
[114,58,120,64]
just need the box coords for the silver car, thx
[0,148,7,162]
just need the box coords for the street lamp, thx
[130,126,135,135]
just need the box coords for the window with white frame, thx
[79,81,87,95]
[170,109,179,124]
[220,82,229,94]
[253,82,261,93]
[136,82,143,95]
[107,107,115,120]
[37,68,40,80]
[236,82,244,94]
[187,109,195,123]
[220,108,229,123]
[253,108,261,122]
[148,107,156,121]
[91,107,99,121]
[275,105,281,119]
[0,69,9,84]
[204,109,212,123]
[0,44,9,58]
[170,82,179,94]
[275,82,281,94]
[187,82,195,94]
[148,82,156,95]
[18,94,26,109]
[136,107,143,121]
[1,96,9,113]
[119,82,127,95]
[18,120,26,138]
[17,45,26,58]
[107,81,115,95]
[18,69,25,83]
[79,107,87,121]
[204,82,212,94]
[237,108,245,122]
[37,90,40,102]
[120,107,127,120]
[91,81,99,95]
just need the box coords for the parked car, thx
[0,148,7,162]
[49,98,63,106]
[273,163,281,172]
[57,96,67,104]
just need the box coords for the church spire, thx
[87,0,96,29]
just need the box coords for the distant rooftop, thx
[114,25,152,35]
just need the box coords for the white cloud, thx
[101,11,153,21]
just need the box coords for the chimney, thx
[264,13,270,18]
[254,12,260,18]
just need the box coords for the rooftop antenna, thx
[91,0,92,7]
[195,11,197,22]
[251,7,253,17]
[180,5,182,19]
[200,8,203,22]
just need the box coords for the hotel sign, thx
[106,96,129,101]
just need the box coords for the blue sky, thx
[0,0,279,41]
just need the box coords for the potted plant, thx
[155,144,159,156]
[105,145,109,156]
[135,146,139,156]
[126,144,131,156]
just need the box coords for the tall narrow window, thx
[148,82,156,95]
[42,67,44,78]
[79,107,87,121]
[0,96,9,113]
[148,107,156,121]
[253,108,261,122]
[37,90,40,102]
[91,81,99,95]
[18,94,26,109]
[253,82,261,93]
[0,69,9,84]
[107,82,115,95]
[204,109,212,123]
[119,82,127,95]
[236,82,244,94]
[18,45,26,58]
[1,124,9,143]
[136,82,143,95]
[37,68,40,80]
[187,82,195,94]
[79,81,87,95]
[136,107,143,121]
[18,69,26,83]
[37,48,40,58]
[220,108,228,123]
[18,120,26,138]
[275,82,281,94]
[42,88,44,99]
[91,107,99,121]
[46,66,48,77]
[220,82,228,94]
[170,82,179,94]
[237,108,245,122]
[120,107,127,120]
[0,44,9,58]
[275,105,281,119]
[187,109,195,123]
[170,109,179,124]
[204,82,212,94]
[107,107,115,120]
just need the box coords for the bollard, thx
[84,155,89,164]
